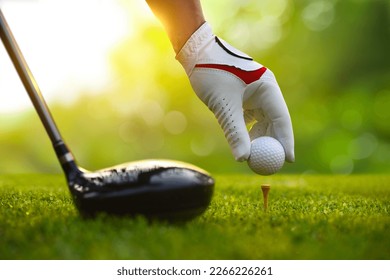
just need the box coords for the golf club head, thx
[66,160,214,221]
[0,11,214,222]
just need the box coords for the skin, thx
[145,0,205,53]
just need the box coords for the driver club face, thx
[66,160,215,221]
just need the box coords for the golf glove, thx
[176,22,294,162]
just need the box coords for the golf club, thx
[0,9,214,221]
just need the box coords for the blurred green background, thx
[0,0,389,174]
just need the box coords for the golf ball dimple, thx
[247,136,285,175]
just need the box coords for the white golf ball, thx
[247,136,285,175]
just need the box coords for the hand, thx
[176,23,294,162]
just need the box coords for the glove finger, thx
[210,93,251,161]
[189,69,252,161]
[243,70,295,162]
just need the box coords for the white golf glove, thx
[176,22,294,162]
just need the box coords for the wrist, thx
[170,19,206,54]
[176,22,213,75]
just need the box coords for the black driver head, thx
[66,160,214,221]
[0,11,214,222]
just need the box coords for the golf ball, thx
[247,136,285,175]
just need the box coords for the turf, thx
[0,174,389,260]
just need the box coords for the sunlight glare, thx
[0,0,149,113]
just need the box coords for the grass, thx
[0,174,389,260]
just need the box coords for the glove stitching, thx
[176,22,214,76]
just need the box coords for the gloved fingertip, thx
[235,153,250,162]
[233,147,251,162]
[285,151,295,163]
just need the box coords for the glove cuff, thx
[176,22,213,76]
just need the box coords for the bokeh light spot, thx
[330,155,354,174]
[261,0,289,20]
[302,1,335,31]
[191,137,217,157]
[163,111,187,135]
[139,100,164,126]
[348,133,378,160]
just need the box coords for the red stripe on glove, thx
[195,64,267,85]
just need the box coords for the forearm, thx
[145,0,205,53]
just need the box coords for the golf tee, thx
[261,184,270,212]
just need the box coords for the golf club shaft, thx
[0,9,78,173]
